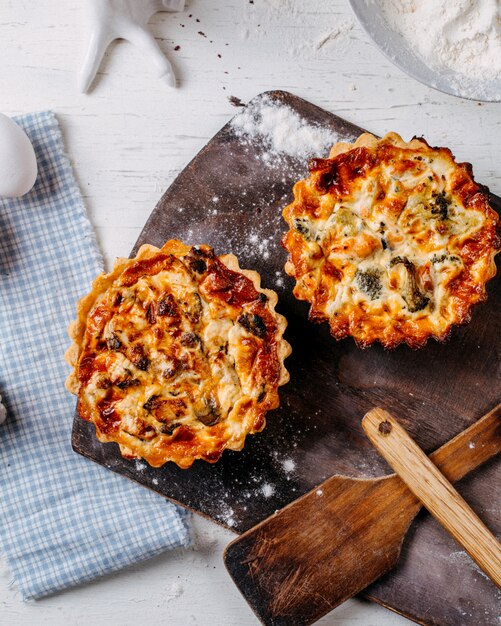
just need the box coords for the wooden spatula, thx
[224,404,501,626]
[362,407,501,588]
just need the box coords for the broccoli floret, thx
[293,218,317,241]
[430,192,449,220]
[355,268,382,300]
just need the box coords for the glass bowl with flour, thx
[350,0,501,101]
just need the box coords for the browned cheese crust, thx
[282,132,499,349]
[65,240,290,468]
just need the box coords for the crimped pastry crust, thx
[66,240,290,468]
[282,132,499,349]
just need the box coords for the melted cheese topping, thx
[66,240,290,468]
[283,133,499,348]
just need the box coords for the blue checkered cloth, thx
[0,112,190,601]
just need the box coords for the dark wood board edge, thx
[364,597,427,626]
[71,418,241,534]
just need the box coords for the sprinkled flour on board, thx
[379,0,501,92]
[261,483,276,498]
[216,503,236,527]
[448,550,499,585]
[246,231,272,260]
[231,95,338,161]
[281,458,296,473]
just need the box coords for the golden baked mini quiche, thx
[282,132,499,349]
[66,240,290,468]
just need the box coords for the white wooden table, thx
[0,1,499,624]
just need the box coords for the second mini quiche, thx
[282,132,499,349]
[66,240,290,468]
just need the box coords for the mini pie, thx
[65,240,290,468]
[282,132,499,349]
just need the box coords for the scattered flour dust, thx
[134,460,147,472]
[167,582,184,600]
[281,458,296,473]
[217,503,236,528]
[242,0,354,59]
[261,483,276,498]
[379,0,501,88]
[274,270,284,288]
[230,95,339,161]
[315,21,355,50]
[248,232,272,260]
[449,550,492,582]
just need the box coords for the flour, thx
[281,458,296,473]
[448,550,493,582]
[241,1,355,61]
[216,503,236,527]
[261,483,276,498]
[167,582,184,600]
[247,232,272,260]
[231,95,338,161]
[315,21,355,50]
[379,0,501,86]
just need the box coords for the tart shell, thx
[282,132,499,349]
[66,240,290,468]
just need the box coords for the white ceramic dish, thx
[349,0,501,103]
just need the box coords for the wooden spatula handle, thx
[428,403,501,483]
[363,407,501,589]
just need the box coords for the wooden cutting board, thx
[72,91,501,626]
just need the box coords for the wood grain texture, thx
[224,474,417,626]
[224,404,501,626]
[363,408,501,588]
[72,91,501,626]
